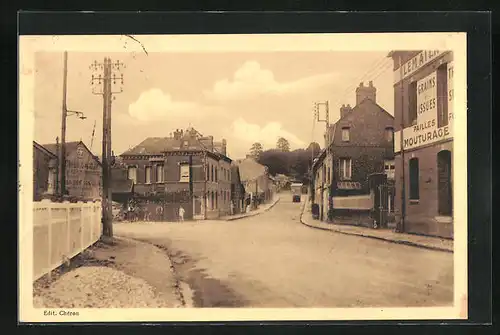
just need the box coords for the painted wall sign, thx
[393,50,446,84]
[395,62,454,153]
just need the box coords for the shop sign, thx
[393,50,445,84]
[395,62,454,153]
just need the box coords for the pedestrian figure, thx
[156,205,163,221]
[230,201,235,215]
[178,205,185,222]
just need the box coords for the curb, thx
[225,197,281,221]
[299,203,452,254]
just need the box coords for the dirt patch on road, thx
[153,243,248,308]
[34,237,183,308]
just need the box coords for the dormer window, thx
[341,127,350,142]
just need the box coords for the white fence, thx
[33,200,102,282]
[332,194,373,210]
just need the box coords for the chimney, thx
[221,139,227,155]
[173,129,183,140]
[355,81,376,105]
[340,103,353,119]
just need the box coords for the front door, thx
[438,150,453,216]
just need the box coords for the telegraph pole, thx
[90,57,125,237]
[60,51,86,197]
[60,51,68,196]
[396,54,406,233]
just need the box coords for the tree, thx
[276,137,290,152]
[249,142,264,159]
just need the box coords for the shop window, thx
[408,81,418,126]
[438,150,453,215]
[409,158,419,200]
[179,164,189,182]
[156,165,164,183]
[385,127,394,142]
[341,127,350,142]
[211,191,215,210]
[127,166,137,184]
[437,64,449,128]
[145,166,151,184]
[339,158,352,180]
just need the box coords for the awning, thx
[337,181,362,190]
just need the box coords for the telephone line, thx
[330,57,392,108]
[331,57,392,110]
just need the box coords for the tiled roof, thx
[43,141,81,156]
[33,141,57,158]
[42,140,101,165]
[234,158,267,182]
[122,135,216,156]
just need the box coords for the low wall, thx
[332,194,373,210]
[33,199,102,282]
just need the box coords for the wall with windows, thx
[393,141,453,238]
[332,146,393,193]
[390,50,454,239]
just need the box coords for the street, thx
[114,192,454,308]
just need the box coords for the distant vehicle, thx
[291,182,303,202]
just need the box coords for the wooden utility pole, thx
[399,55,406,233]
[91,57,125,237]
[60,51,68,196]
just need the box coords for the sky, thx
[33,48,396,160]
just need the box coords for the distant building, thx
[33,141,58,201]
[234,157,272,207]
[388,50,454,238]
[40,140,102,200]
[230,164,246,214]
[119,128,237,221]
[311,148,333,221]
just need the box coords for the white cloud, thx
[230,117,306,151]
[204,61,338,101]
[128,88,199,121]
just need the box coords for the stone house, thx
[325,82,395,197]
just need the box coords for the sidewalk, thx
[221,196,281,221]
[299,198,453,253]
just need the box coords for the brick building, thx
[41,140,102,200]
[119,128,235,221]
[325,81,395,196]
[389,50,454,238]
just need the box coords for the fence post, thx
[65,201,71,257]
[90,202,93,242]
[47,203,52,280]
[79,201,84,249]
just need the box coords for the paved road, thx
[114,192,454,308]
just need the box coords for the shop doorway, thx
[437,150,453,216]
